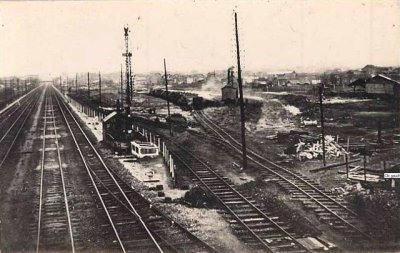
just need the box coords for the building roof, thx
[349,74,400,87]
[374,74,400,85]
[349,78,369,87]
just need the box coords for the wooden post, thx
[377,120,382,144]
[164,59,172,136]
[87,72,90,99]
[234,12,248,170]
[363,151,367,182]
[319,85,326,166]
[345,154,349,179]
[99,72,102,106]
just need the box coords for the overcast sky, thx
[1,0,400,78]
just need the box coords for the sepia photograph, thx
[0,0,400,252]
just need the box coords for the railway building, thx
[102,105,133,153]
[102,101,159,157]
[350,74,400,98]
[221,67,238,103]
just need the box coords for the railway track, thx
[0,87,43,169]
[36,92,75,252]
[165,137,311,253]
[193,110,373,241]
[53,86,219,253]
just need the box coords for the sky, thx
[0,0,400,78]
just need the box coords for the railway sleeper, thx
[235,212,275,219]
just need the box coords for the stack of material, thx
[295,135,344,160]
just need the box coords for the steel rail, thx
[0,85,41,116]
[194,110,371,240]
[0,94,37,145]
[0,90,38,125]
[197,110,358,214]
[36,95,47,253]
[170,144,311,253]
[49,95,76,252]
[59,89,221,253]
[0,88,43,169]
[53,86,164,253]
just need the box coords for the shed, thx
[365,74,400,96]
[102,111,133,153]
[349,75,400,97]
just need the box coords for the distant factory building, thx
[350,74,400,97]
[221,67,238,103]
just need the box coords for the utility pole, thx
[164,58,172,136]
[319,85,326,166]
[235,12,247,170]
[99,72,102,106]
[87,72,90,99]
[75,73,78,95]
[60,76,62,94]
[16,78,20,96]
[4,79,7,99]
[24,79,27,93]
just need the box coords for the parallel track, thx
[36,92,75,252]
[54,86,219,253]
[0,87,42,169]
[165,138,310,253]
[193,110,372,241]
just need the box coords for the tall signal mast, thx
[123,25,133,114]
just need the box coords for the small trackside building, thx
[350,74,400,99]
[102,111,132,153]
[365,74,400,96]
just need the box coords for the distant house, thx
[350,74,400,97]
[349,78,369,91]
[361,65,392,76]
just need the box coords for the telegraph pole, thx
[60,76,62,94]
[16,78,20,96]
[75,73,78,95]
[319,85,326,166]
[164,58,172,136]
[235,12,248,170]
[4,79,7,99]
[87,72,90,99]
[99,72,102,106]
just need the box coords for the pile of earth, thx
[179,185,219,208]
